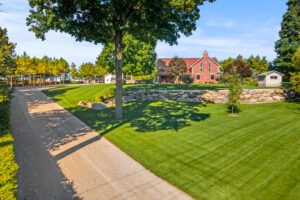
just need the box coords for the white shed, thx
[104,74,116,84]
[258,70,284,87]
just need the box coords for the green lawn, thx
[44,84,300,200]
[0,83,18,200]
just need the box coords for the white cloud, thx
[0,1,102,66]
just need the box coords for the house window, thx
[208,63,211,72]
[200,63,203,72]
[271,76,277,79]
[210,74,215,80]
[197,74,200,80]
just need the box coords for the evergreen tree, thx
[274,0,300,78]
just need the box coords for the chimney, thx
[203,51,208,58]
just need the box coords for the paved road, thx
[11,87,193,200]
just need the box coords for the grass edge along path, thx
[43,84,300,200]
[0,83,18,200]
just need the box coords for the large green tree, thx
[0,26,16,84]
[224,60,252,78]
[26,0,215,119]
[70,63,79,82]
[79,63,95,83]
[274,0,300,78]
[96,34,157,78]
[167,56,187,84]
[247,55,269,77]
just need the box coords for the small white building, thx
[104,74,116,84]
[258,70,284,87]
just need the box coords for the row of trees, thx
[0,26,71,87]
[14,53,69,86]
[70,63,107,83]
[219,55,270,77]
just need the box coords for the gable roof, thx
[258,70,284,77]
[157,58,201,68]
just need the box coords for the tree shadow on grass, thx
[68,101,210,135]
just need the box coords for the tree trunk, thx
[10,77,13,88]
[115,30,123,120]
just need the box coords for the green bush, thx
[104,88,115,99]
[290,73,300,92]
[95,95,105,102]
[282,82,292,88]
[0,82,18,199]
[244,77,258,86]
[180,75,193,85]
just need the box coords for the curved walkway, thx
[11,87,193,200]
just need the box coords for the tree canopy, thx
[274,0,300,78]
[246,55,269,76]
[292,47,300,71]
[0,26,16,78]
[224,60,252,78]
[26,0,216,119]
[167,56,187,84]
[96,34,156,76]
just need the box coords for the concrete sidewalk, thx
[11,87,193,200]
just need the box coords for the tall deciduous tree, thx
[26,0,215,119]
[70,63,79,82]
[96,34,157,78]
[79,63,95,83]
[291,47,300,71]
[247,55,269,77]
[224,60,252,78]
[0,26,16,86]
[274,0,300,78]
[167,56,187,84]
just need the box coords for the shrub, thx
[180,75,193,85]
[244,77,258,86]
[282,82,292,88]
[290,72,300,92]
[95,95,105,102]
[104,88,115,99]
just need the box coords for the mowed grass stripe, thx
[43,85,300,200]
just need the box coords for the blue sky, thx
[0,0,287,66]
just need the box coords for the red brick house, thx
[157,51,221,83]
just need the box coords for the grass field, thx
[0,83,18,200]
[44,84,300,200]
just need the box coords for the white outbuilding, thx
[104,74,116,84]
[258,70,284,87]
